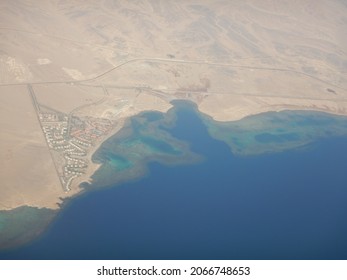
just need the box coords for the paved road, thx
[1,57,346,92]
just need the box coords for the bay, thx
[1,102,347,259]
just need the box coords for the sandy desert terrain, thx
[0,0,346,210]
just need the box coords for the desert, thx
[0,0,346,210]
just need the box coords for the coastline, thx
[3,102,347,259]
[197,97,347,122]
[69,121,126,191]
[2,102,347,252]
[2,102,347,213]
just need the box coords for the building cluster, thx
[70,116,112,144]
[39,112,113,192]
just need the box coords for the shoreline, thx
[68,119,128,194]
[197,97,347,123]
[3,103,347,258]
[0,118,128,212]
[2,104,347,212]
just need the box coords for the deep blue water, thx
[1,106,347,259]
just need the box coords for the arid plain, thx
[1,0,347,210]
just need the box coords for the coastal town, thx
[39,109,113,192]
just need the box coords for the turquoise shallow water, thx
[1,101,347,259]
[0,207,56,250]
[202,108,347,155]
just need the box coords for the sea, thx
[0,101,347,260]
